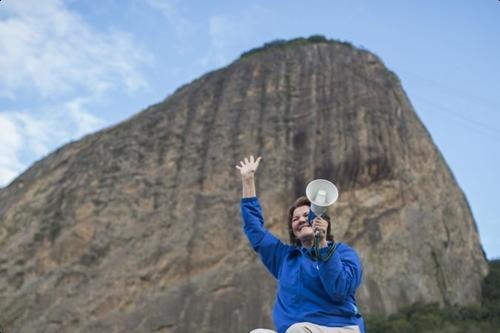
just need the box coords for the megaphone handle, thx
[308,210,316,224]
[308,211,321,237]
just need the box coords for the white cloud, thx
[204,5,271,67]
[65,97,106,137]
[144,0,193,39]
[14,113,54,157]
[0,114,24,185]
[0,103,106,187]
[0,0,150,99]
[0,0,149,187]
[209,16,234,50]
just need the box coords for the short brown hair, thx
[287,196,334,246]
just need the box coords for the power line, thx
[397,68,500,112]
[412,94,500,141]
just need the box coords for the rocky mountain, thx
[0,37,488,332]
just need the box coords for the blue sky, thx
[0,0,498,258]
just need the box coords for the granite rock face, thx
[0,41,488,332]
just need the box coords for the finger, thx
[316,216,327,225]
[250,155,254,163]
[244,157,249,164]
[255,156,262,166]
[313,220,326,229]
[314,226,325,234]
[235,165,241,170]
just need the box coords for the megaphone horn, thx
[306,179,339,223]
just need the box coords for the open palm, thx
[236,155,262,177]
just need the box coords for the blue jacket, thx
[241,197,365,333]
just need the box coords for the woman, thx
[236,156,365,333]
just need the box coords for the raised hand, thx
[235,155,262,179]
[236,155,262,198]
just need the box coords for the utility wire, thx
[411,94,500,141]
[397,68,500,111]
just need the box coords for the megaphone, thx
[306,179,339,223]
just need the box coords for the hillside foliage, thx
[366,260,500,333]
[239,35,354,59]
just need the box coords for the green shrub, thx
[239,35,355,59]
[365,260,500,332]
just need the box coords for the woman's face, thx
[291,205,314,243]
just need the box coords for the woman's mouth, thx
[298,225,312,232]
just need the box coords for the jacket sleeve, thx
[317,244,363,302]
[240,197,289,279]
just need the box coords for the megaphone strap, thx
[309,238,337,262]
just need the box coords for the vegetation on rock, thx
[366,260,500,333]
[239,35,354,59]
